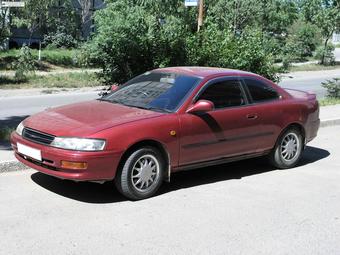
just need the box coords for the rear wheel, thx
[269,127,303,169]
[115,147,165,200]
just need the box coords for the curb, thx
[319,118,340,128]
[1,118,340,174]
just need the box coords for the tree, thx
[85,0,281,84]
[206,0,263,34]
[75,0,93,37]
[12,0,54,42]
[0,6,10,46]
[12,0,81,46]
[285,19,322,60]
[301,0,340,64]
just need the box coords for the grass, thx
[0,48,81,70]
[0,127,14,142]
[289,63,340,72]
[319,97,340,106]
[0,72,101,89]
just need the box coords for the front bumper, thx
[11,132,122,181]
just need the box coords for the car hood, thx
[23,100,163,137]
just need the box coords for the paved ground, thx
[0,126,339,254]
[0,68,101,77]
[0,91,99,127]
[279,68,340,99]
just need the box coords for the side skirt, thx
[175,150,271,172]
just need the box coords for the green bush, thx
[13,46,36,80]
[185,27,280,81]
[322,78,340,98]
[0,127,14,142]
[86,0,280,84]
[43,25,79,49]
[285,20,322,61]
[315,44,335,65]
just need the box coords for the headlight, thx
[51,137,106,151]
[16,122,24,136]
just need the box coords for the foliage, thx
[186,27,280,81]
[12,0,81,45]
[300,0,340,64]
[0,49,81,69]
[38,49,80,66]
[44,31,78,49]
[285,19,322,60]
[0,7,10,47]
[13,46,36,80]
[319,97,340,106]
[85,0,189,83]
[0,127,14,142]
[0,72,100,89]
[315,44,335,65]
[86,0,285,84]
[322,78,340,98]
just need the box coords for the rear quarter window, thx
[244,78,279,103]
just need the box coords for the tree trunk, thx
[321,30,334,65]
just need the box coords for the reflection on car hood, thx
[23,100,163,137]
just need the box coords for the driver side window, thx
[197,80,246,109]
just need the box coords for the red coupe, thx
[11,67,320,200]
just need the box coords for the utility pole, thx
[197,0,203,32]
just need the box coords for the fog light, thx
[61,161,88,170]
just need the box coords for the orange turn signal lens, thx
[61,161,88,170]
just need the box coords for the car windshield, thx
[100,72,202,112]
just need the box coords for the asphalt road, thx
[278,49,340,98]
[279,76,328,98]
[0,126,339,254]
[278,67,340,99]
[0,91,99,128]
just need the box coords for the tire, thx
[269,127,304,169]
[115,147,165,200]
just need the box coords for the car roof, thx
[154,66,255,79]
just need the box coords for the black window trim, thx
[191,76,249,111]
[241,77,281,105]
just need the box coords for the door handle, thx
[246,114,258,120]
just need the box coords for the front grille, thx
[22,128,55,145]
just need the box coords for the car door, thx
[179,77,264,166]
[241,77,283,152]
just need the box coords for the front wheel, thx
[269,127,303,169]
[115,147,165,200]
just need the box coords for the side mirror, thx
[186,100,214,114]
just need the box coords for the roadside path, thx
[0,68,102,77]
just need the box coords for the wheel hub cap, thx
[131,155,159,192]
[280,133,300,161]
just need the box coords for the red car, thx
[11,67,320,200]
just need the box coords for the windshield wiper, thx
[122,104,171,113]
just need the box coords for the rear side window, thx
[244,78,279,103]
[197,80,245,109]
